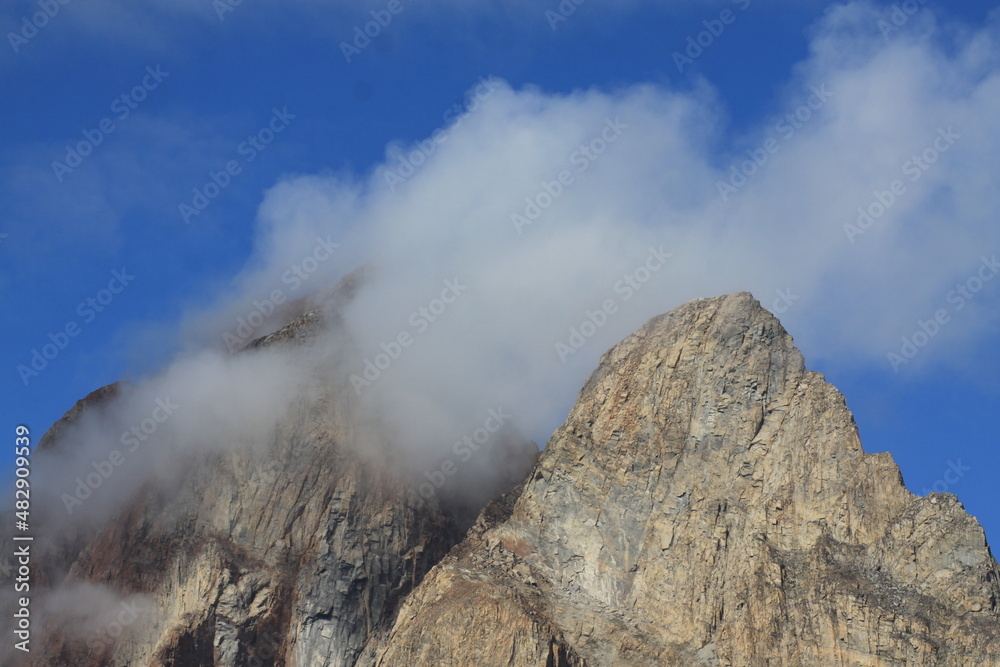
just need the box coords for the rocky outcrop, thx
[36,382,128,453]
[21,290,1000,666]
[373,292,1000,666]
[20,286,538,666]
[37,408,455,666]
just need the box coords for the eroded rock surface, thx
[20,291,1000,666]
[374,292,1000,666]
[20,290,537,667]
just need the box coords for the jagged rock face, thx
[23,298,538,666]
[32,383,463,667]
[374,292,1000,666]
[23,290,1000,666]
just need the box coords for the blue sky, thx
[2,0,999,543]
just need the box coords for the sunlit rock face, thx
[373,292,1000,667]
[20,291,999,666]
[19,277,537,667]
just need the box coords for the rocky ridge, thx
[18,290,1000,665]
[20,284,537,666]
[372,292,1000,666]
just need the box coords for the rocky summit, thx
[373,292,1000,666]
[19,291,1000,665]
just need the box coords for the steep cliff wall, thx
[374,292,1000,666]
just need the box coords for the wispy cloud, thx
[16,0,1000,569]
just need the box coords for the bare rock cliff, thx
[21,291,1000,665]
[22,300,537,666]
[373,292,1000,666]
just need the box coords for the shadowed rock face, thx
[26,365,471,666]
[373,292,1000,666]
[22,291,1000,666]
[19,281,538,667]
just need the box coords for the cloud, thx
[38,582,159,643]
[17,0,1000,569]
[197,2,1000,446]
[29,346,309,533]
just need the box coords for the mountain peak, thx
[374,293,1000,666]
[18,293,1000,666]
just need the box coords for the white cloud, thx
[196,3,1000,443]
[21,1,1000,550]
